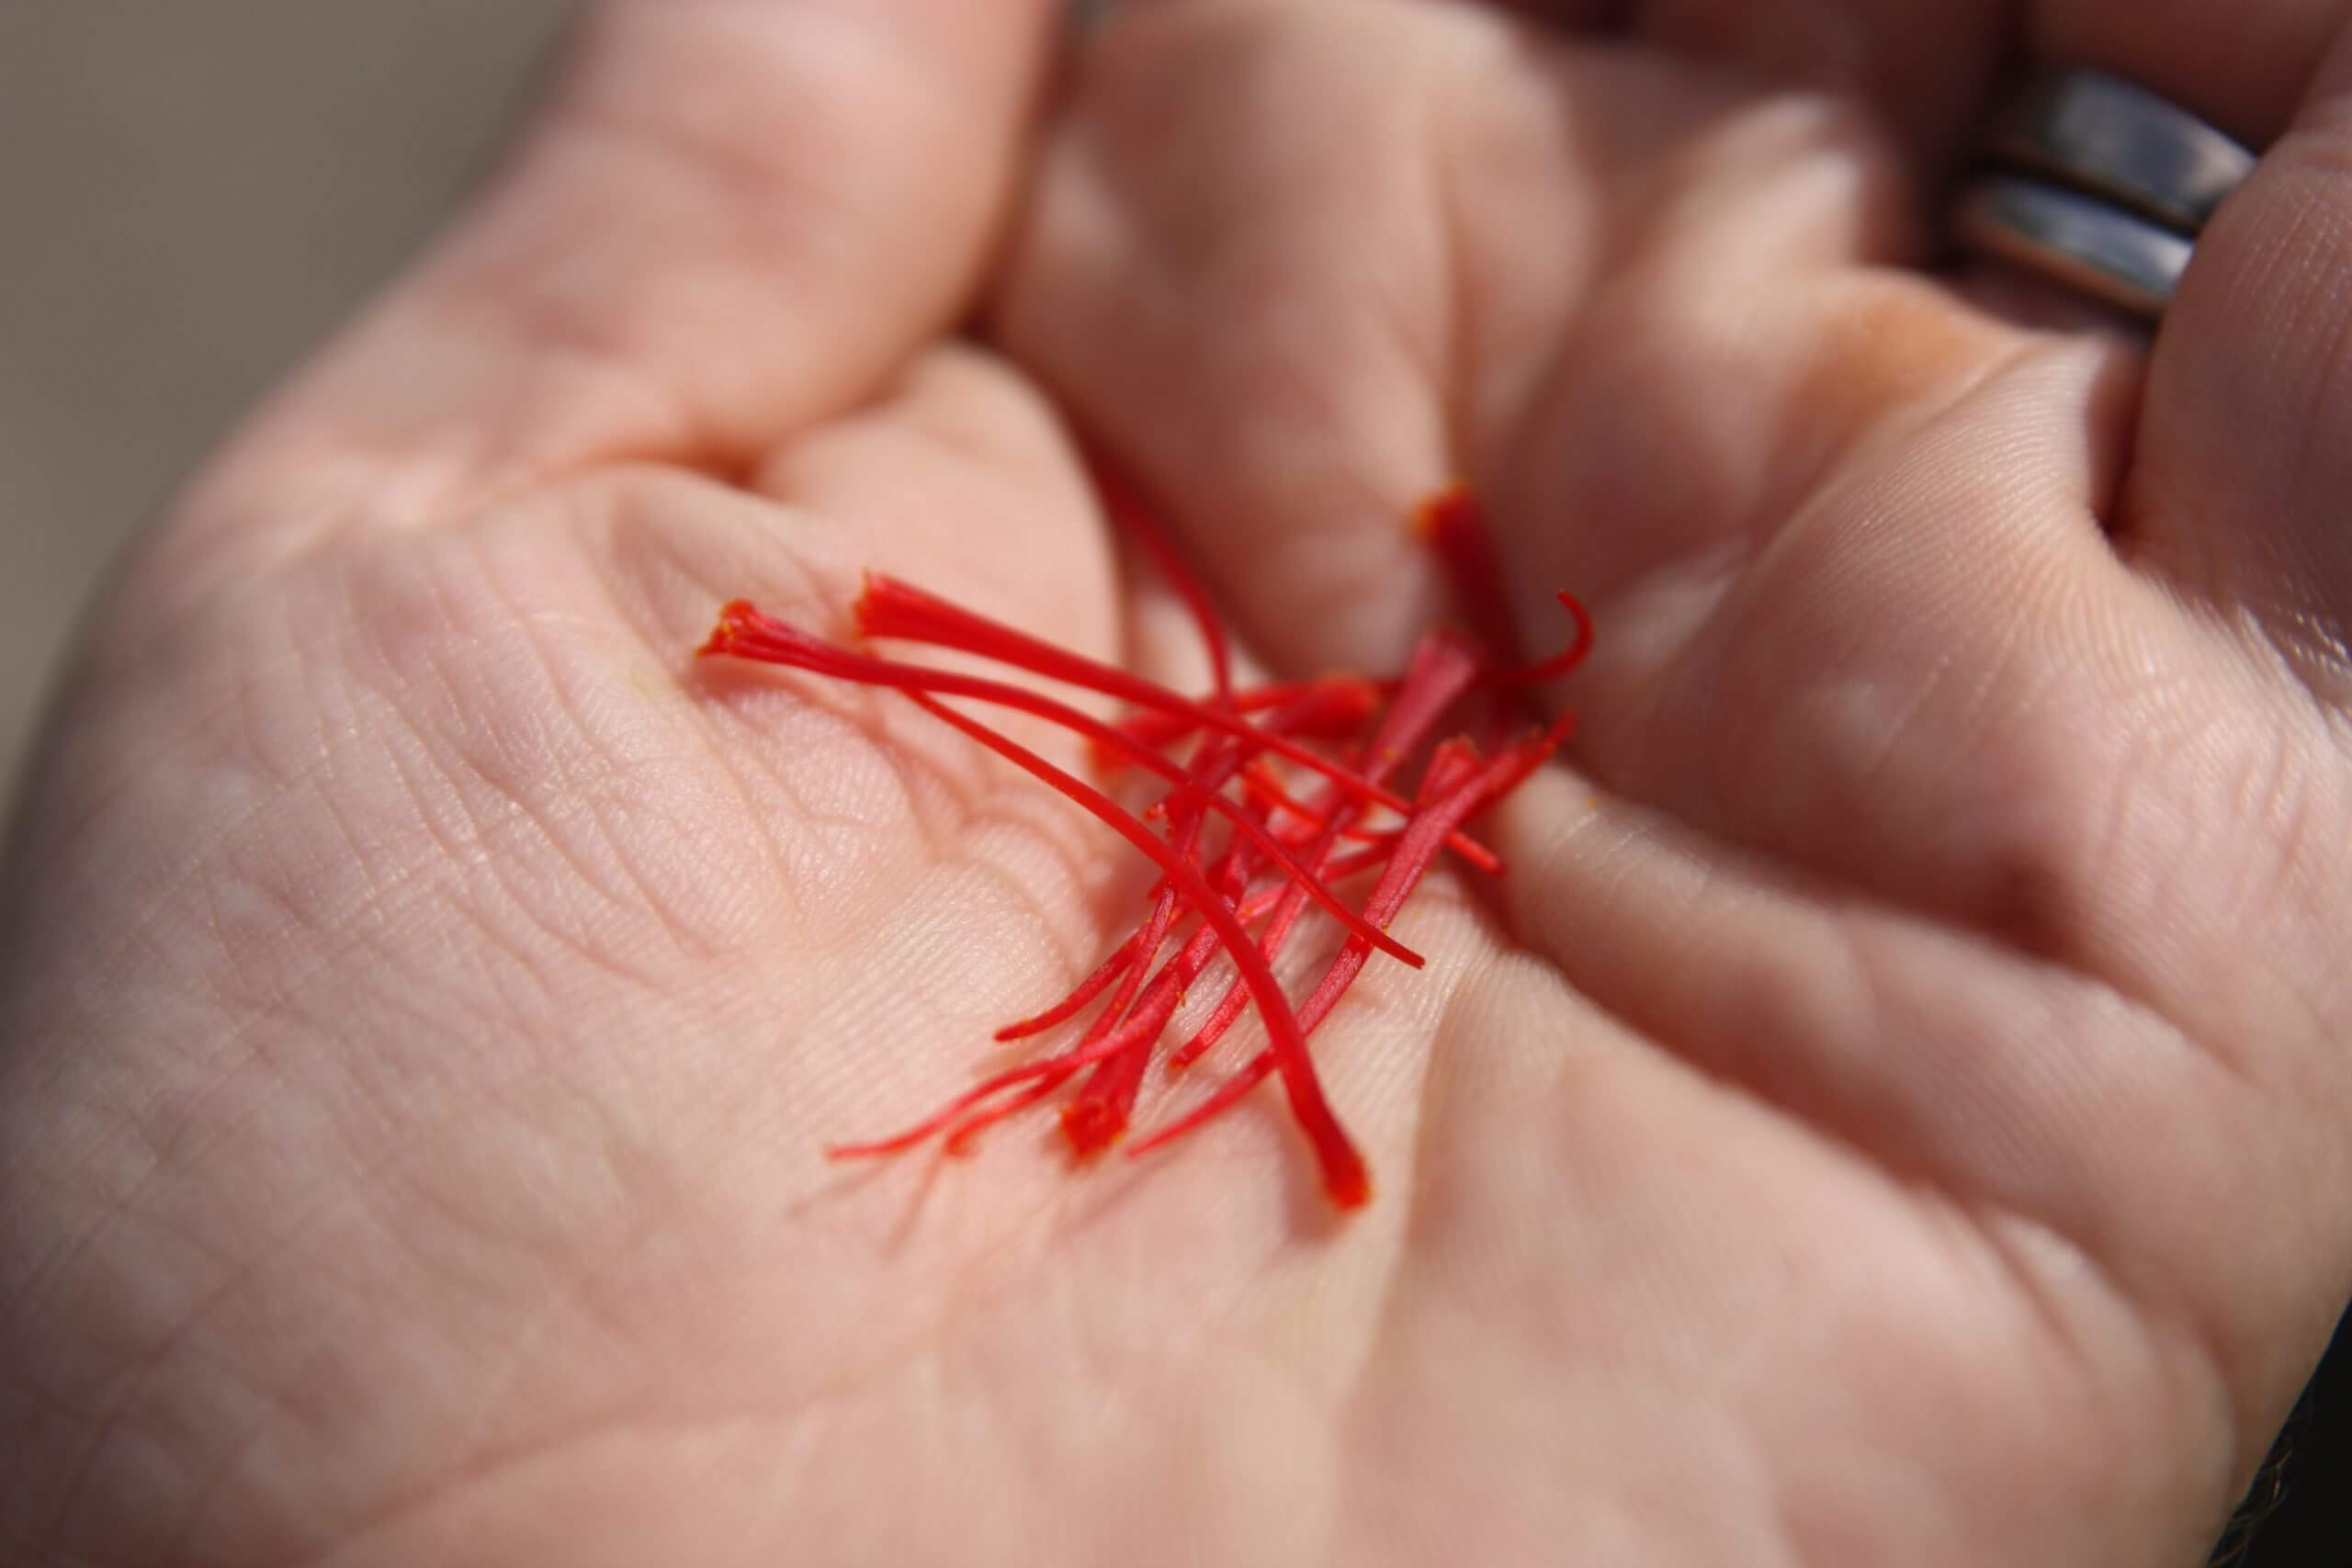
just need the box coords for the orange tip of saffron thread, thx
[1482,591,1594,689]
[1325,1156,1373,1212]
[1407,481,1475,541]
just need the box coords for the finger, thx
[1473,0,1637,28]
[2027,0,2347,145]
[1635,0,2002,162]
[996,0,1732,675]
[182,0,1058,544]
[1494,761,2352,1543]
[2120,24,2352,701]
[1635,0,2343,160]
[1001,0,1463,675]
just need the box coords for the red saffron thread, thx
[855,576,1502,874]
[700,602,1417,967]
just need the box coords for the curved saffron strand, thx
[1171,899,1313,1070]
[832,852,1249,1158]
[899,692,1371,1209]
[1481,591,1595,689]
[1300,842,1394,884]
[826,1048,1112,1160]
[855,576,1499,873]
[1410,488,1593,689]
[1093,456,1233,705]
[877,724,1254,1159]
[1130,717,1574,1162]
[991,932,1148,1043]
[701,604,1419,968]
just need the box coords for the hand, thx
[987,0,2352,1562]
[0,7,2343,1568]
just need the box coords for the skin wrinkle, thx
[416,7,972,472]
[1603,346,2140,945]
[1330,957,1521,1476]
[35,1116,422,1560]
[277,1149,1283,1567]
[99,1285,350,1564]
[13,811,615,1541]
[421,261,710,502]
[1340,1048,1805,1562]
[1510,782,2269,1519]
[370,567,766,998]
[293,1409,817,1568]
[1515,780,2144,1228]
[144,995,694,1561]
[468,550,733,961]
[171,1343,336,1568]
[710,657,1129,961]
[0,818,422,1449]
[14,634,374,1029]
[2271,180,2352,520]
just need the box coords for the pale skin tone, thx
[3,0,2349,1561]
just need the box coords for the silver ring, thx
[1954,72,2256,319]
[1951,175,2194,318]
[1983,70,2254,235]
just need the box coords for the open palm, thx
[4,2,2347,1565]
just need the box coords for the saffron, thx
[697,484,1588,1212]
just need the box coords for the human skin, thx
[3,0,2349,1562]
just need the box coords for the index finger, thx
[1631,0,2339,155]
[178,0,1060,553]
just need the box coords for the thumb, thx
[183,0,1059,548]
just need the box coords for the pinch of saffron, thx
[705,486,1588,1213]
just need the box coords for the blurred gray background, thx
[1,0,574,802]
